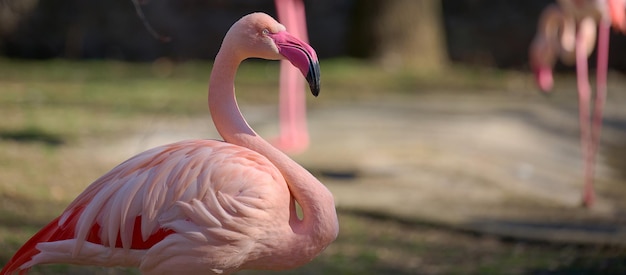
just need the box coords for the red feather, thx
[0,206,173,275]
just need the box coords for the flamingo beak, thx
[269,31,320,96]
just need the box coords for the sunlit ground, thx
[1,58,626,274]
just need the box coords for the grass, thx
[1,58,626,274]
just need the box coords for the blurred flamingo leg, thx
[274,0,310,154]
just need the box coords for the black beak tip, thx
[305,72,320,97]
[310,83,320,97]
[306,61,321,97]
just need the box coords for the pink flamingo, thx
[529,0,625,207]
[0,13,337,275]
[273,0,311,154]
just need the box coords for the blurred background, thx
[2,0,626,274]
[3,0,626,68]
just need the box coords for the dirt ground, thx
[100,85,626,247]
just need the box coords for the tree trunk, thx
[350,0,448,71]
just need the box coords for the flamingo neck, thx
[208,49,255,144]
[208,47,338,261]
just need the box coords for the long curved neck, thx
[208,45,338,258]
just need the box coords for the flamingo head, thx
[532,64,554,93]
[529,36,556,93]
[226,13,320,96]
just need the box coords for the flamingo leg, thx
[585,20,610,207]
[273,0,310,154]
[575,21,594,207]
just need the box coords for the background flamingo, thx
[0,12,337,275]
[529,0,625,207]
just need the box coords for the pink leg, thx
[273,0,309,154]
[575,25,594,208]
[585,20,611,207]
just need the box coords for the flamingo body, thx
[529,4,597,92]
[1,13,337,275]
[24,141,289,273]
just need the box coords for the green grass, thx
[1,58,626,274]
[0,57,534,143]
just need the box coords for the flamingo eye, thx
[262,29,270,35]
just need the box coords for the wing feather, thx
[73,140,278,249]
[74,177,125,255]
[178,198,223,227]
[115,171,149,249]
[69,141,213,253]
[217,191,238,214]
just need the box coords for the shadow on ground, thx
[0,128,65,146]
